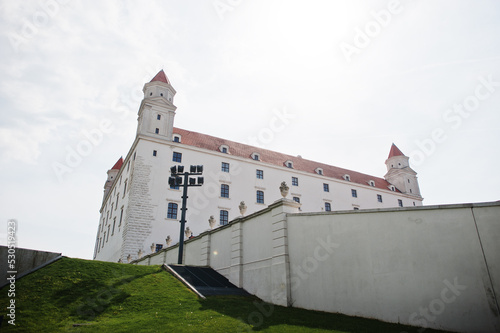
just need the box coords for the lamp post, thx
[169,165,204,264]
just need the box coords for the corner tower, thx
[136,70,177,140]
[384,144,422,198]
[103,157,123,202]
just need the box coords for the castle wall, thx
[133,200,500,333]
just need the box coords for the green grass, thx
[0,257,451,332]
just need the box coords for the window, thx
[155,244,163,252]
[368,180,375,187]
[256,169,263,179]
[377,194,383,203]
[155,128,159,134]
[123,180,127,197]
[170,182,179,190]
[219,145,229,154]
[408,179,410,183]
[389,185,395,191]
[251,153,260,161]
[292,177,298,186]
[157,114,161,120]
[221,162,230,173]
[153,150,157,156]
[112,217,116,235]
[323,183,329,192]
[344,174,351,181]
[413,202,416,206]
[173,135,181,142]
[286,161,293,168]
[351,189,357,198]
[257,190,264,204]
[353,207,359,210]
[325,202,331,211]
[133,152,136,160]
[221,184,229,198]
[172,152,182,162]
[398,199,403,207]
[107,226,110,241]
[115,194,119,209]
[293,197,300,203]
[220,210,229,225]
[167,203,178,219]
[119,207,123,227]
[222,147,227,153]
[315,167,323,175]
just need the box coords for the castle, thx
[93,70,423,262]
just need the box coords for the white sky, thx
[1,0,499,259]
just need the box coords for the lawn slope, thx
[0,257,451,332]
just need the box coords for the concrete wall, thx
[0,246,62,287]
[133,200,500,333]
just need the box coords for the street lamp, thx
[169,165,204,264]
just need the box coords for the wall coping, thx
[287,200,500,218]
[132,198,299,264]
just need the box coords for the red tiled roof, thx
[111,157,123,170]
[173,127,399,192]
[150,70,170,84]
[387,143,405,159]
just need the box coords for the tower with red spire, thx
[384,144,421,198]
[136,69,177,141]
[103,157,123,201]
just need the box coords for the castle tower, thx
[136,70,177,140]
[103,157,123,201]
[384,144,421,197]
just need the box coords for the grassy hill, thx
[0,257,451,332]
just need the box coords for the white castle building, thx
[93,70,423,262]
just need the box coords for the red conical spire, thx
[111,157,124,170]
[388,144,405,159]
[150,70,170,84]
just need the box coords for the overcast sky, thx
[1,0,499,259]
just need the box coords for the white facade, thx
[93,71,423,263]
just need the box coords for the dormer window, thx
[315,167,323,175]
[368,180,375,187]
[219,145,229,154]
[251,153,260,161]
[173,135,181,143]
[389,185,395,191]
[343,174,350,181]
[285,160,293,168]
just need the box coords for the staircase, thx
[165,264,250,297]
